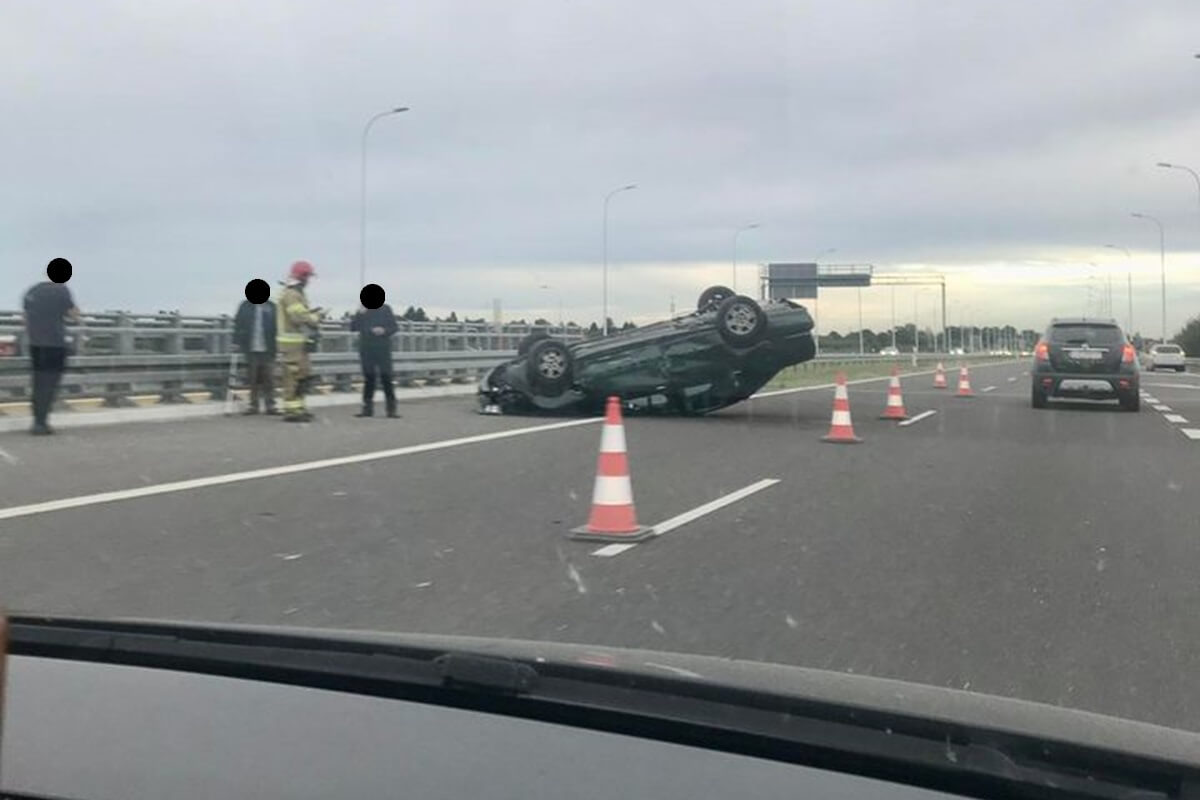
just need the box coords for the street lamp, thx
[359,106,409,286]
[732,223,760,292]
[1103,244,1134,334]
[1156,162,1200,212]
[1130,212,1167,342]
[602,183,637,336]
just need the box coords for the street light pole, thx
[1131,212,1167,342]
[732,223,760,293]
[857,287,864,354]
[359,106,409,287]
[1104,244,1133,333]
[603,184,637,337]
[1156,161,1200,214]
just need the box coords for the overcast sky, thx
[5,0,1200,336]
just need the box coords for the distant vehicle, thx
[950,347,965,355]
[1031,318,1139,411]
[1144,343,1186,372]
[479,286,816,415]
[879,346,900,356]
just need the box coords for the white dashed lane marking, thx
[898,410,937,427]
[1153,405,1173,412]
[1181,429,1200,441]
[1007,377,1017,382]
[591,478,780,557]
[1163,414,1189,424]
[981,386,997,393]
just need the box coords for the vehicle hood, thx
[13,616,1197,765]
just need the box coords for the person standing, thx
[276,261,323,422]
[232,282,278,415]
[22,259,80,435]
[350,284,399,418]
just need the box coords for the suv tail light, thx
[1122,343,1136,364]
[1034,341,1049,361]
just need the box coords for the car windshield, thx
[6,0,1200,761]
[1048,324,1125,346]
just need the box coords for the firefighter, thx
[276,260,322,422]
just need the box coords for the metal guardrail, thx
[0,310,582,358]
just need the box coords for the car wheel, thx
[715,295,767,347]
[1031,384,1047,409]
[1179,366,1187,373]
[525,338,574,397]
[1120,392,1140,412]
[697,285,735,312]
[517,331,550,356]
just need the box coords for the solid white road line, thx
[981,386,997,393]
[1163,414,1189,424]
[0,417,604,523]
[1153,405,1172,412]
[1181,429,1200,440]
[898,410,937,427]
[591,478,780,556]
[592,543,638,557]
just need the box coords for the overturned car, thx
[479,286,816,415]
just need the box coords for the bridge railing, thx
[0,311,583,358]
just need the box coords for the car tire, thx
[525,338,574,397]
[697,285,736,312]
[1178,366,1187,373]
[1120,392,1140,412]
[715,295,767,347]
[517,331,550,356]
[1031,384,1047,409]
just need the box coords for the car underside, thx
[479,286,816,416]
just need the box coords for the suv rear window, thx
[1048,324,1124,346]
[1155,345,1182,354]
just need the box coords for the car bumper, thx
[1033,372,1138,398]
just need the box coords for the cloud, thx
[4,0,1200,332]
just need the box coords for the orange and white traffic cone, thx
[955,365,975,397]
[571,396,655,542]
[880,368,909,420]
[933,362,948,389]
[822,373,862,443]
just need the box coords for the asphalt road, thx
[2,359,1199,733]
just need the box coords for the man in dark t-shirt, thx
[22,276,79,435]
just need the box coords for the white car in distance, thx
[1145,344,1186,372]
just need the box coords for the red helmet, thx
[289,260,316,280]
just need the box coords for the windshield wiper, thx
[7,616,1200,800]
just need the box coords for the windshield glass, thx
[6,0,1200,751]
[1155,345,1182,354]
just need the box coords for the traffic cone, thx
[880,368,909,420]
[822,373,862,443]
[571,396,655,542]
[955,365,975,397]
[933,362,948,389]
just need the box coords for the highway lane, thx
[1,360,1199,732]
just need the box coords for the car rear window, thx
[1155,345,1182,354]
[1048,324,1124,346]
